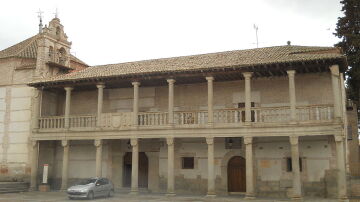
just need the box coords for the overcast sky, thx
[0,0,343,66]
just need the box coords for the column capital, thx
[286,70,296,76]
[94,139,102,147]
[334,135,344,142]
[132,81,140,86]
[130,138,138,146]
[166,137,174,146]
[61,140,69,147]
[329,65,340,76]
[206,137,214,145]
[289,136,299,145]
[64,86,74,92]
[96,83,105,89]
[244,136,253,145]
[242,72,253,79]
[167,79,176,84]
[206,76,214,81]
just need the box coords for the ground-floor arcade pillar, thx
[95,139,103,177]
[335,135,347,200]
[206,137,215,196]
[166,137,175,196]
[60,140,69,190]
[244,136,255,199]
[30,140,39,191]
[130,138,139,194]
[290,136,302,200]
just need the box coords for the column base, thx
[290,196,303,201]
[129,189,139,195]
[206,192,216,198]
[165,192,176,197]
[244,121,251,126]
[244,195,255,200]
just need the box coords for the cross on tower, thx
[37,9,43,21]
[53,8,59,18]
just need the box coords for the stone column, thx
[243,72,253,124]
[329,65,342,119]
[95,139,103,177]
[244,136,255,199]
[287,70,297,122]
[335,135,348,199]
[96,83,105,127]
[206,137,215,196]
[30,140,39,191]
[166,137,175,196]
[206,77,214,126]
[130,138,139,194]
[167,79,175,126]
[32,88,42,130]
[290,136,302,200]
[132,82,140,128]
[60,140,69,190]
[64,87,73,128]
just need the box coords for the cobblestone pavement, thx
[0,192,357,202]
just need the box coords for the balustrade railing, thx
[38,116,65,129]
[174,111,208,125]
[37,104,335,130]
[138,112,168,126]
[69,115,97,128]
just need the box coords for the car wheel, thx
[68,196,73,200]
[108,190,114,197]
[87,191,94,200]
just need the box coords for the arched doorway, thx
[123,152,148,188]
[227,156,246,192]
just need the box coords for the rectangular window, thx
[286,157,302,172]
[182,157,194,169]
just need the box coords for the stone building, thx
[1,17,359,199]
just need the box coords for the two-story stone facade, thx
[1,17,357,200]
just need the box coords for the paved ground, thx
[0,191,358,202]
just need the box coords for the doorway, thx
[123,152,148,188]
[227,156,246,192]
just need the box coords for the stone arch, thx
[220,149,245,193]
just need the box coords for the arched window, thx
[58,47,67,65]
[56,26,61,36]
[48,46,54,61]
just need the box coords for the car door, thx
[93,179,103,197]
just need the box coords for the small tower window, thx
[48,46,54,60]
[56,26,61,36]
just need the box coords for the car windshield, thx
[77,178,97,185]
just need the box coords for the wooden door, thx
[123,152,148,188]
[227,156,246,192]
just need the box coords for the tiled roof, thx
[0,34,87,66]
[30,45,345,85]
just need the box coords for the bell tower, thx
[35,16,72,78]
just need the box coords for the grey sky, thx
[0,0,343,66]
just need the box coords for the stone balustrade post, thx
[60,140,69,190]
[243,72,253,124]
[244,136,255,199]
[166,137,175,196]
[206,77,214,126]
[290,136,302,200]
[335,135,348,199]
[132,82,140,128]
[94,139,103,177]
[64,87,73,128]
[329,65,342,119]
[167,79,175,126]
[30,140,39,191]
[287,70,297,122]
[130,138,139,194]
[206,137,215,196]
[96,83,105,127]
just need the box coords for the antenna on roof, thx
[37,9,44,34]
[253,24,259,48]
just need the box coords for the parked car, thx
[67,177,114,200]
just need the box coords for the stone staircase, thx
[0,182,29,193]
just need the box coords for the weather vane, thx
[37,9,44,33]
[253,24,259,48]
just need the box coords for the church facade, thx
[0,18,359,200]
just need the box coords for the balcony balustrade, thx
[37,104,334,130]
